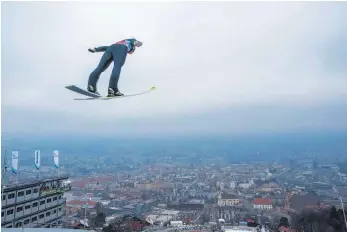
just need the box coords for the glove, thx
[88,48,96,53]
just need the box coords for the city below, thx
[1,136,347,232]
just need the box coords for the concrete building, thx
[253,198,273,210]
[217,193,241,206]
[1,176,71,228]
[239,182,252,189]
[170,220,183,226]
[229,181,236,189]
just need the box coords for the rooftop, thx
[221,193,239,199]
[253,198,272,205]
[66,199,97,206]
[2,176,69,193]
[224,225,257,232]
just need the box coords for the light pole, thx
[84,183,88,228]
[332,185,347,228]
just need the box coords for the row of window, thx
[3,188,39,201]
[12,208,62,228]
[6,220,62,229]
[2,195,63,217]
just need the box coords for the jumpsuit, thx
[88,39,136,92]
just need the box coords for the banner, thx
[34,150,41,170]
[12,151,19,174]
[53,150,59,168]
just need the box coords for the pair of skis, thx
[65,85,156,100]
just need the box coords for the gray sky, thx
[2,1,347,137]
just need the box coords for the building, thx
[253,198,273,210]
[167,203,204,210]
[128,215,152,231]
[270,193,285,206]
[257,182,280,193]
[65,199,98,216]
[239,182,252,189]
[105,215,152,231]
[223,225,258,231]
[229,181,236,189]
[1,176,71,228]
[170,220,183,226]
[217,193,241,206]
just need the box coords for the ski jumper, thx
[88,39,137,92]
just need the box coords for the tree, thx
[89,212,106,228]
[202,212,210,223]
[95,212,106,227]
[102,224,122,232]
[95,202,104,215]
[330,206,339,220]
[279,217,289,228]
[102,218,130,232]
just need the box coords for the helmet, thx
[130,38,142,47]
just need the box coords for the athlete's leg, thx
[88,50,113,93]
[107,45,128,96]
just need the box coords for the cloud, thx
[2,1,347,135]
[2,98,347,137]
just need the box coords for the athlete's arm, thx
[128,46,136,54]
[88,46,109,53]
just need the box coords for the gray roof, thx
[221,193,239,199]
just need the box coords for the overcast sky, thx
[2,1,347,137]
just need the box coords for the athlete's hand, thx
[88,48,96,53]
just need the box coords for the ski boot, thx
[107,88,124,97]
[87,85,100,96]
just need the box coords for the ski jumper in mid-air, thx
[87,38,143,97]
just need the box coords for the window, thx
[33,188,39,193]
[59,195,62,199]
[47,198,52,203]
[32,216,37,222]
[32,202,38,207]
[26,190,32,195]
[17,191,24,197]
[24,219,30,225]
[53,210,57,214]
[8,193,15,199]
[40,200,45,205]
[1,211,4,217]
[39,214,44,219]
[7,209,14,215]
[15,222,22,227]
[25,205,30,210]
[53,196,57,201]
[16,206,23,212]
[46,212,51,216]
[2,195,6,201]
